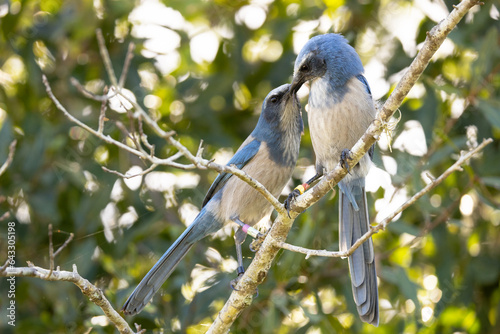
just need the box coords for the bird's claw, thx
[230,276,242,291]
[229,271,259,296]
[230,278,259,296]
[250,232,266,252]
[340,148,353,174]
[284,188,302,218]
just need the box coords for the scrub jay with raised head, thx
[286,33,379,326]
[122,84,303,315]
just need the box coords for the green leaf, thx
[477,98,500,130]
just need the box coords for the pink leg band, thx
[242,224,250,234]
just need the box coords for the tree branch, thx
[37,1,482,332]
[272,138,492,259]
[96,28,119,88]
[207,0,482,332]
[1,264,140,334]
[0,224,140,334]
[90,30,286,213]
[44,50,285,215]
[118,42,135,89]
[0,139,17,177]
[102,163,158,179]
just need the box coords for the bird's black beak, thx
[290,74,305,94]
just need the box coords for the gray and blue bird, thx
[287,33,379,325]
[122,84,303,315]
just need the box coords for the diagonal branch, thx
[118,42,135,89]
[0,139,17,177]
[207,0,483,332]
[96,29,119,88]
[102,164,158,179]
[1,264,140,334]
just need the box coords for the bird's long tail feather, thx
[339,178,379,326]
[122,208,218,315]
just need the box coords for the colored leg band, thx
[242,224,261,239]
[234,217,261,239]
[295,182,310,195]
[237,266,245,276]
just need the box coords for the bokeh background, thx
[1,0,499,333]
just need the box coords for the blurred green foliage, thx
[0,0,499,333]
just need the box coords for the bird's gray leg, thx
[234,227,246,277]
[230,217,262,293]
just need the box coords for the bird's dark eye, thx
[300,63,310,72]
[270,96,278,103]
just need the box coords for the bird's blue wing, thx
[202,139,261,207]
[356,74,375,160]
[356,74,372,97]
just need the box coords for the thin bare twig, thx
[48,224,55,272]
[0,211,10,221]
[115,120,133,141]
[395,179,472,252]
[396,197,461,250]
[48,224,75,276]
[53,231,75,258]
[1,222,128,331]
[126,109,144,155]
[0,139,17,177]
[70,77,114,101]
[102,164,158,179]
[2,223,130,333]
[96,28,118,88]
[134,324,146,334]
[166,151,184,163]
[137,115,155,156]
[98,86,109,134]
[196,140,205,159]
[0,258,10,274]
[45,76,139,155]
[118,42,135,89]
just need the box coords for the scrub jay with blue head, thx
[122,84,303,315]
[286,33,379,326]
